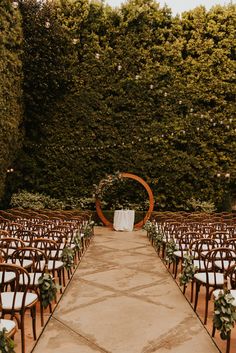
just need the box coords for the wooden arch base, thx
[95,172,154,229]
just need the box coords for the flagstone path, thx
[32,226,219,353]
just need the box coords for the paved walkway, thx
[32,227,219,353]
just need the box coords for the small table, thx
[113,210,135,231]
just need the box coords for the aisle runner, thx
[33,227,218,353]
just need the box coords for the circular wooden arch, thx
[95,172,154,229]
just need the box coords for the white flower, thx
[12,1,18,9]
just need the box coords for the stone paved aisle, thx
[32,227,219,353]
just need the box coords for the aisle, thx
[32,227,219,353]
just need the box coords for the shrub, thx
[10,190,64,210]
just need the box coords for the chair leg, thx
[162,243,166,259]
[40,301,44,327]
[212,325,216,337]
[212,300,216,337]
[190,281,194,302]
[194,282,200,311]
[226,332,231,353]
[174,258,179,278]
[20,312,25,353]
[31,305,37,340]
[62,268,66,286]
[204,287,210,325]
[57,270,63,293]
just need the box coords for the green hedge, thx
[2,0,236,211]
[0,0,23,206]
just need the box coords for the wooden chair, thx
[212,263,236,353]
[0,263,38,353]
[193,247,236,324]
[11,247,48,326]
[0,298,17,342]
[31,238,65,291]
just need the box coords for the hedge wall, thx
[0,0,23,206]
[3,0,236,211]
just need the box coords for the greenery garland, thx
[0,328,15,353]
[153,231,164,252]
[179,254,198,286]
[82,220,95,239]
[73,230,82,251]
[143,220,154,238]
[38,273,58,309]
[144,221,164,252]
[61,247,75,271]
[165,239,178,264]
[213,289,236,340]
[94,172,123,199]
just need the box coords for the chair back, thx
[0,263,30,309]
[204,247,236,275]
[0,237,25,257]
[11,247,48,276]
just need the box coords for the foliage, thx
[153,230,165,252]
[0,328,15,353]
[186,198,216,213]
[213,289,236,340]
[1,0,236,211]
[70,197,95,210]
[179,254,198,286]
[73,230,82,251]
[82,220,95,238]
[0,0,23,206]
[165,239,178,264]
[38,273,58,309]
[144,220,164,251]
[61,247,75,271]
[143,220,153,232]
[10,190,64,210]
[10,190,96,210]
[94,172,123,199]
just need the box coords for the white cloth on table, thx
[113,210,135,231]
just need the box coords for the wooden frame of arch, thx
[95,172,154,229]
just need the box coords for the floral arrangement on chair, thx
[213,289,236,340]
[179,254,197,286]
[61,247,75,271]
[38,273,58,309]
[165,240,178,264]
[0,328,15,353]
[82,220,95,238]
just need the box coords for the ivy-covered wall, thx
[0,0,23,206]
[2,0,236,211]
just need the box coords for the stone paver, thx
[32,226,219,353]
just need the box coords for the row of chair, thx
[146,212,236,353]
[0,208,94,353]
